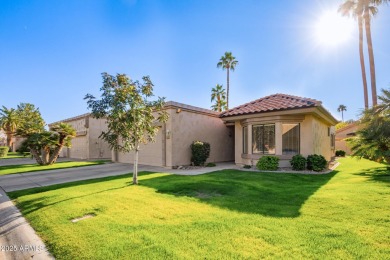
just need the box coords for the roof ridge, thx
[220,93,320,117]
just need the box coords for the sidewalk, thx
[0,187,53,260]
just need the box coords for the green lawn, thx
[0,151,30,159]
[0,160,107,176]
[8,157,390,259]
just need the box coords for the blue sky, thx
[0,0,389,124]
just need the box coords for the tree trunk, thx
[30,148,44,165]
[358,16,369,109]
[364,12,377,107]
[217,95,221,112]
[41,147,50,165]
[226,68,230,110]
[133,143,139,185]
[6,132,13,151]
[48,145,63,165]
[342,111,344,122]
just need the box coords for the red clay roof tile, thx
[220,93,321,117]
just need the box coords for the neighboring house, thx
[0,130,6,146]
[335,122,359,155]
[0,129,25,151]
[49,114,111,159]
[113,101,235,167]
[220,94,338,167]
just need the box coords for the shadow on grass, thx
[354,166,390,184]
[140,170,337,218]
[9,170,336,218]
[7,172,156,214]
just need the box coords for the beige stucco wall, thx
[335,124,359,155]
[115,105,235,167]
[168,108,234,167]
[88,118,112,159]
[64,117,89,159]
[54,115,111,159]
[12,136,26,152]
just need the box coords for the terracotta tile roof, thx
[220,93,321,118]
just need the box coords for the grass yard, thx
[0,151,30,159]
[8,157,390,259]
[0,160,107,176]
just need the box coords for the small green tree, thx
[16,103,46,136]
[85,73,168,184]
[26,123,76,165]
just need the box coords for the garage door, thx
[117,129,163,166]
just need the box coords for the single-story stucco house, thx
[335,122,359,155]
[49,113,111,159]
[52,93,337,168]
[220,94,338,167]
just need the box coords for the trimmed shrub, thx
[191,141,210,166]
[256,156,279,171]
[290,154,306,171]
[243,165,252,169]
[335,150,346,157]
[306,154,327,172]
[0,146,9,157]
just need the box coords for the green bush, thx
[206,162,216,167]
[0,146,9,157]
[256,156,279,171]
[243,165,252,169]
[306,154,327,172]
[290,154,306,171]
[335,150,346,157]
[16,139,30,154]
[191,141,210,166]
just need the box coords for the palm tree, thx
[217,52,238,109]
[337,104,347,122]
[339,0,369,109]
[340,0,388,108]
[0,106,19,149]
[211,84,227,112]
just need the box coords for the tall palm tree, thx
[340,0,388,108]
[339,0,369,109]
[337,104,347,122]
[217,52,238,109]
[0,106,19,149]
[361,0,388,106]
[211,84,227,112]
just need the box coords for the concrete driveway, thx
[0,161,237,192]
[0,163,134,192]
